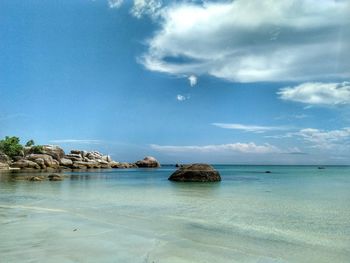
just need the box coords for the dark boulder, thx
[168,163,221,182]
[135,156,160,168]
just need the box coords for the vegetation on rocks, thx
[0,136,24,158]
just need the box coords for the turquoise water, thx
[0,166,349,263]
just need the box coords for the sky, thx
[0,0,350,164]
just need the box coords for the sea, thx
[0,165,349,263]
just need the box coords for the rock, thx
[86,151,103,160]
[72,161,100,169]
[64,154,83,162]
[102,155,112,162]
[135,156,160,168]
[12,156,24,161]
[26,154,59,168]
[60,158,73,167]
[34,158,46,169]
[48,174,63,181]
[168,163,221,182]
[112,162,136,169]
[11,160,40,170]
[40,145,65,161]
[0,153,10,163]
[0,162,9,170]
[29,176,44,181]
[265,171,271,173]
[71,161,89,169]
[109,161,120,168]
[70,150,83,155]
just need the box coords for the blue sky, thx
[1,0,350,164]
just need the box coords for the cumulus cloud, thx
[108,0,123,9]
[267,127,350,149]
[131,0,162,18]
[176,94,190,101]
[278,81,350,105]
[294,128,350,149]
[212,123,289,133]
[150,142,280,154]
[140,0,350,82]
[188,75,197,87]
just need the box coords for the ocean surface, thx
[0,165,349,263]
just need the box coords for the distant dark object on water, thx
[169,163,221,182]
[265,171,272,173]
[318,167,326,169]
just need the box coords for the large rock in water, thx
[168,164,221,182]
[135,156,160,168]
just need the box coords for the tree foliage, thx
[25,139,35,147]
[30,145,44,154]
[0,136,24,158]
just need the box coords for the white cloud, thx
[278,81,350,105]
[176,94,190,101]
[188,75,197,87]
[140,0,350,82]
[267,127,350,149]
[108,0,123,9]
[294,128,350,149]
[150,142,280,154]
[212,123,288,133]
[131,0,162,18]
[49,139,101,144]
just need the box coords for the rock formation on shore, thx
[135,156,160,168]
[0,144,160,171]
[168,163,221,182]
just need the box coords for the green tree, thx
[0,136,24,158]
[30,145,44,154]
[25,139,35,147]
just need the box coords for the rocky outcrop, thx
[135,156,160,168]
[111,162,137,168]
[4,143,160,171]
[26,154,60,169]
[60,158,73,167]
[64,154,83,162]
[168,164,221,182]
[0,153,10,163]
[41,145,65,160]
[0,162,9,170]
[11,160,41,170]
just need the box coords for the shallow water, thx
[0,166,349,263]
